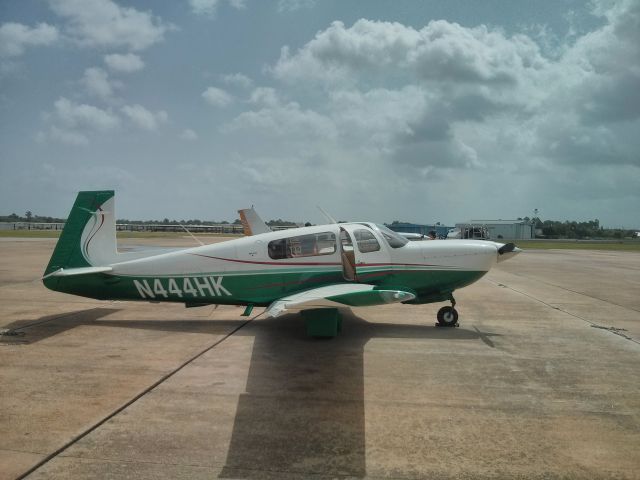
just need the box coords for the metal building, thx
[455,220,533,240]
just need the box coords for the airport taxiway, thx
[1,237,639,479]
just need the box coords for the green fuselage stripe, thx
[44,267,486,307]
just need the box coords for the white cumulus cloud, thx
[47,126,89,146]
[264,5,640,174]
[224,93,337,141]
[221,72,253,88]
[121,104,168,131]
[249,87,279,106]
[180,129,198,140]
[40,97,119,145]
[104,53,145,73]
[48,0,170,51]
[54,97,120,131]
[202,86,233,107]
[214,0,639,225]
[81,67,121,99]
[272,19,548,90]
[0,22,59,57]
[278,0,316,12]
[189,0,246,17]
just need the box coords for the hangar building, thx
[456,220,533,240]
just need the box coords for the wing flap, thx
[265,283,415,318]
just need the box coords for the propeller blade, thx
[498,242,516,255]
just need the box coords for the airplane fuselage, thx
[45,222,504,308]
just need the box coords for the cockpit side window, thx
[354,229,380,253]
[268,232,337,259]
[373,224,409,248]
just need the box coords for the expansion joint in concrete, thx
[14,312,261,480]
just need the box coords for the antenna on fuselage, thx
[317,206,337,225]
[180,224,205,246]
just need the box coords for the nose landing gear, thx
[436,295,459,327]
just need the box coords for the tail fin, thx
[238,207,272,236]
[44,190,117,277]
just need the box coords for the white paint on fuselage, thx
[105,223,506,279]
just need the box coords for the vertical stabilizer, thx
[238,207,272,236]
[44,190,117,277]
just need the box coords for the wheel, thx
[437,306,458,326]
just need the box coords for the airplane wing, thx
[265,284,416,318]
[238,207,272,236]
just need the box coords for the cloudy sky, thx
[1,0,638,227]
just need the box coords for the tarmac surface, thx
[1,237,639,479]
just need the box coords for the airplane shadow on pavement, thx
[0,307,120,344]
[0,307,247,344]
[2,306,500,478]
[218,310,500,479]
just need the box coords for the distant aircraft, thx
[397,232,426,240]
[447,226,489,240]
[397,230,438,241]
[43,191,521,335]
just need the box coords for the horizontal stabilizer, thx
[265,283,416,318]
[43,266,113,279]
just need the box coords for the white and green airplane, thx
[43,191,521,335]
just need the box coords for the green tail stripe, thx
[44,190,114,278]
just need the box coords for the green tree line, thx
[1,212,298,228]
[0,212,66,223]
[3,212,636,239]
[525,217,634,239]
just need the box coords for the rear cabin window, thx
[354,229,380,253]
[268,232,337,259]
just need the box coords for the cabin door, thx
[339,227,356,281]
[339,225,391,282]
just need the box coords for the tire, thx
[437,306,458,326]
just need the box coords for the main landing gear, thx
[436,295,459,327]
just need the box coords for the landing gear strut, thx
[436,294,459,327]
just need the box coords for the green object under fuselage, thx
[302,308,342,338]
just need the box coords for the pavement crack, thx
[495,271,640,313]
[590,324,634,341]
[488,279,640,346]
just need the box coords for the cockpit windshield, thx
[373,224,409,248]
